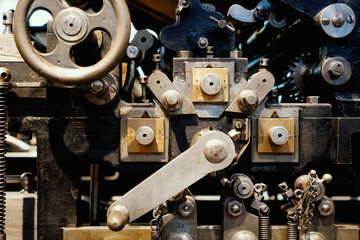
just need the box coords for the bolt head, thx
[228,200,242,216]
[179,200,194,217]
[204,139,228,163]
[183,205,190,212]
[244,93,257,106]
[90,80,104,92]
[166,93,179,106]
[318,200,334,216]
[126,45,140,59]
[227,129,241,141]
[328,61,345,77]
[231,204,240,213]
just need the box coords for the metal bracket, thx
[148,70,195,115]
[226,70,275,114]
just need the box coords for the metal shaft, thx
[90,163,100,226]
[287,219,298,240]
[259,216,270,240]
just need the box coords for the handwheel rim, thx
[13,0,131,85]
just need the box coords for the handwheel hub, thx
[55,8,88,42]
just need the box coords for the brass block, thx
[127,118,164,153]
[258,118,295,153]
[191,67,229,103]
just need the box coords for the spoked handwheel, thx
[13,0,131,85]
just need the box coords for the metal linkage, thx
[0,68,11,240]
[107,130,237,231]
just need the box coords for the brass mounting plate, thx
[127,118,165,153]
[258,118,295,153]
[191,68,229,103]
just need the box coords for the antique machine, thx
[0,0,360,239]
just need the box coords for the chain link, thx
[151,206,164,240]
[297,172,318,230]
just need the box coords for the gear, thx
[277,53,310,102]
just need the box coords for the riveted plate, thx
[258,118,295,153]
[127,118,165,153]
[191,68,229,103]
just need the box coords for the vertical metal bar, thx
[90,163,100,226]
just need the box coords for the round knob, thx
[200,73,222,95]
[107,205,129,231]
[204,139,228,163]
[20,172,35,193]
[136,126,155,146]
[268,126,289,145]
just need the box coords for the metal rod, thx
[90,163,100,226]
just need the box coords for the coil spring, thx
[259,216,270,240]
[287,220,298,240]
[0,90,7,235]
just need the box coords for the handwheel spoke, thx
[28,0,67,18]
[40,39,77,68]
[86,0,117,39]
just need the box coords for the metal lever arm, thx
[107,131,237,231]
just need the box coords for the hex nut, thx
[228,129,241,142]
[227,200,243,217]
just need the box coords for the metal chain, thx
[306,172,318,228]
[297,172,318,230]
[151,206,164,240]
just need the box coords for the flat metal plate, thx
[63,224,360,240]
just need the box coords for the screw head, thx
[347,15,354,23]
[321,17,330,25]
